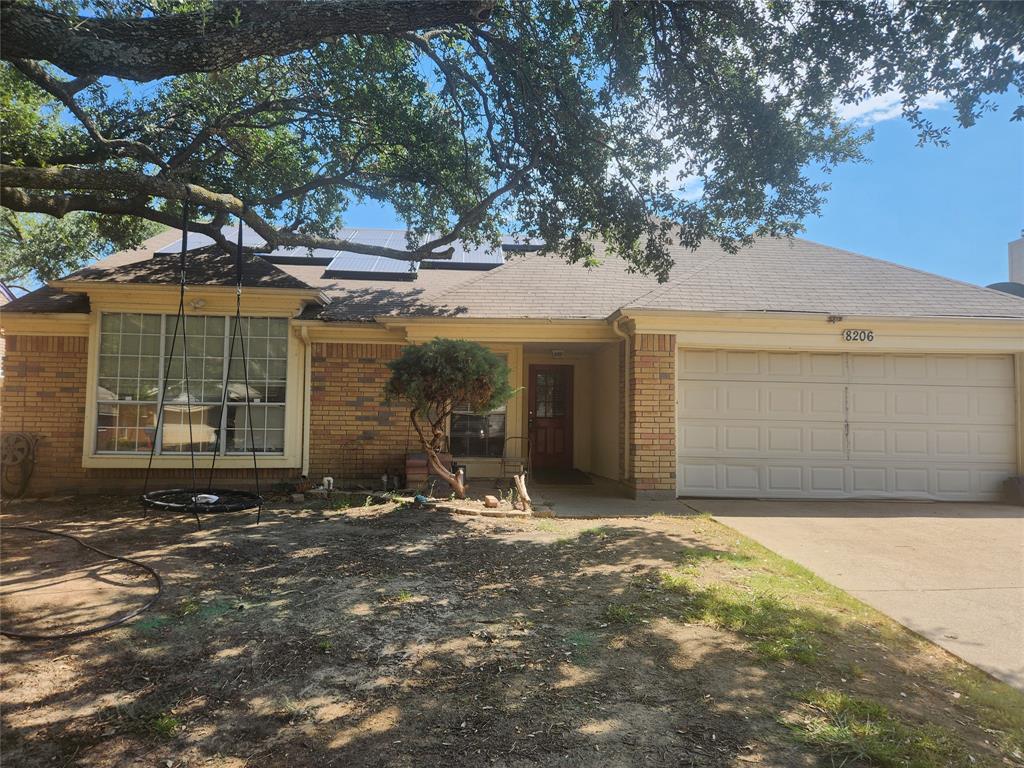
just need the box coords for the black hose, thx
[0,526,163,641]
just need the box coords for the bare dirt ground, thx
[1,496,1021,767]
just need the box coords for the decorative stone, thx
[291,493,305,503]
[483,495,500,508]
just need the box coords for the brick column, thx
[626,333,677,499]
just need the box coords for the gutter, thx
[300,325,312,478]
[610,315,630,483]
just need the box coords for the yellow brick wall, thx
[627,332,677,499]
[307,342,419,486]
[1,335,292,496]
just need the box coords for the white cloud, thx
[835,90,947,126]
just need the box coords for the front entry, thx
[528,364,574,470]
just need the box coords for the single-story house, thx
[2,227,1023,501]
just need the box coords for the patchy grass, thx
[793,688,969,768]
[3,498,1022,768]
[602,602,642,626]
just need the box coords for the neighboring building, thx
[2,228,1023,501]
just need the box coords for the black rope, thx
[203,210,262,523]
[234,212,263,523]
[143,200,190,503]
[179,206,199,508]
[0,526,162,641]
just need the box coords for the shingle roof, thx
[2,285,91,314]
[625,237,1024,318]
[11,230,1024,322]
[63,247,312,291]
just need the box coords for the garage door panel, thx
[679,350,847,382]
[678,350,1017,501]
[678,422,846,459]
[847,385,1013,424]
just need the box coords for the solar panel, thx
[321,229,420,280]
[154,224,266,254]
[151,225,542,279]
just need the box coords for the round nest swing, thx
[140,202,263,529]
[142,488,263,515]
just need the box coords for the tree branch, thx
[1,162,536,261]
[2,0,494,81]
[9,59,167,169]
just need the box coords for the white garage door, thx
[677,350,1018,500]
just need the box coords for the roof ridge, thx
[789,235,1024,306]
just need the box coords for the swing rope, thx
[143,198,195,507]
[142,202,263,527]
[206,209,263,522]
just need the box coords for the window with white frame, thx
[95,313,288,455]
[449,353,508,458]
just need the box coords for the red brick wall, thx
[307,342,418,486]
[1,335,292,497]
[627,333,677,499]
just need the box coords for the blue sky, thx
[344,92,1023,288]
[801,92,1023,287]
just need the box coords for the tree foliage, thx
[386,339,514,498]
[1,0,1022,283]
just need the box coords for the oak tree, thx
[2,0,1021,282]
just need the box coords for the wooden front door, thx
[528,364,573,470]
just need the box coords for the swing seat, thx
[142,488,263,515]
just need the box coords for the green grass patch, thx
[602,603,642,626]
[793,688,970,768]
[564,629,598,663]
[146,713,182,739]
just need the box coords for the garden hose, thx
[0,525,163,641]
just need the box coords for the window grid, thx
[95,313,287,456]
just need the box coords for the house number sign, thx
[842,329,874,342]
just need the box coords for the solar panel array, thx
[154,225,543,280]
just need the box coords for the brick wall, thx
[1,335,291,497]
[626,333,677,499]
[308,342,418,486]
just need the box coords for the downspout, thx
[300,326,312,478]
[611,315,630,483]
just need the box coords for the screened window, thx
[95,313,288,455]
[449,354,508,458]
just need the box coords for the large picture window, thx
[95,313,288,455]
[449,353,508,458]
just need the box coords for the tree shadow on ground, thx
[0,497,1017,767]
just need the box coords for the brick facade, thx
[308,342,418,486]
[626,333,677,499]
[0,335,292,497]
[2,333,681,498]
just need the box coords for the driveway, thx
[686,499,1024,690]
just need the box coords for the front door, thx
[528,364,573,470]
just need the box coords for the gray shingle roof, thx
[13,230,1024,322]
[626,237,1024,318]
[2,286,91,314]
[63,248,312,291]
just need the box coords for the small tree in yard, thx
[386,339,513,500]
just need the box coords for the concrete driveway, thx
[687,499,1024,690]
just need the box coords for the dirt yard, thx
[2,496,1021,768]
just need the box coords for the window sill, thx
[82,453,300,469]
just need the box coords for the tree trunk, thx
[410,408,466,499]
[423,446,466,500]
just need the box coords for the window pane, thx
[96,312,287,455]
[159,405,222,453]
[450,412,506,458]
[95,404,158,453]
[227,404,285,453]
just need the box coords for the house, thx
[2,228,1023,502]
